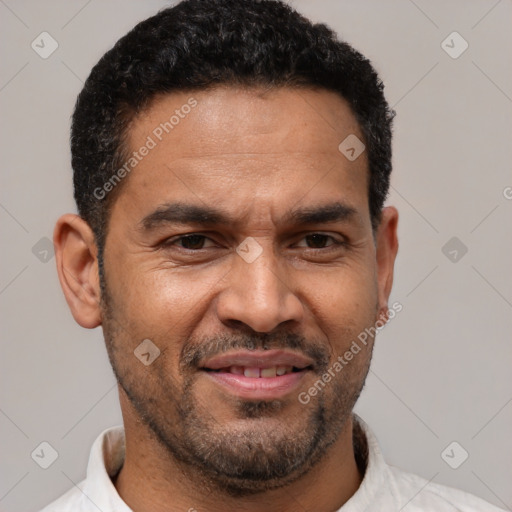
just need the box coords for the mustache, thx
[180,331,331,373]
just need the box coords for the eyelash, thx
[161,233,347,252]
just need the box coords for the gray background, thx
[1,0,511,510]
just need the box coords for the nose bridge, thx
[216,239,303,333]
[239,248,283,308]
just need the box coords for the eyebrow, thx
[140,200,358,231]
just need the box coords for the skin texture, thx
[54,86,399,512]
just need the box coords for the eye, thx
[161,232,346,253]
[164,234,216,250]
[295,233,345,249]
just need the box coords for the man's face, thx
[100,86,387,492]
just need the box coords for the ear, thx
[53,214,102,328]
[374,206,399,323]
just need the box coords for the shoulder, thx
[387,465,507,512]
[351,415,505,512]
[37,425,126,512]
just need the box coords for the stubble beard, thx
[100,279,373,496]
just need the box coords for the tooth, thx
[230,366,244,375]
[244,367,260,378]
[261,367,277,378]
[276,366,287,376]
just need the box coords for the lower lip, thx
[202,370,308,400]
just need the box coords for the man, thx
[41,0,503,510]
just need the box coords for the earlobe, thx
[375,206,399,321]
[53,214,102,329]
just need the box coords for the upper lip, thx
[200,349,314,370]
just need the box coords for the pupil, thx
[182,235,204,249]
[307,234,328,248]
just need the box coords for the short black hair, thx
[71,0,394,260]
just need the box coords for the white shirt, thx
[39,415,505,511]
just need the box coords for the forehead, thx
[113,86,369,227]
[130,86,364,159]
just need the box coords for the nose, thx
[215,245,304,333]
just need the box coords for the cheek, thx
[303,271,379,368]
[303,262,378,325]
[108,260,226,346]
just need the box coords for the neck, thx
[113,391,364,512]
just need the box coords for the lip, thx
[203,369,309,400]
[199,349,314,400]
[200,349,314,371]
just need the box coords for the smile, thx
[200,350,313,400]
[206,365,299,377]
